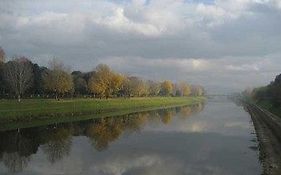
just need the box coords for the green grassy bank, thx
[256,100,281,118]
[244,96,281,118]
[0,97,205,123]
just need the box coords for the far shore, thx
[0,97,205,130]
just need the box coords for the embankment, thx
[245,103,281,175]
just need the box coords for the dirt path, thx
[246,103,281,175]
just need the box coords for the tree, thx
[121,76,148,97]
[4,57,34,102]
[88,65,109,98]
[121,77,133,97]
[0,47,5,63]
[191,85,204,96]
[179,81,191,96]
[72,71,88,96]
[43,59,73,100]
[30,64,47,96]
[147,80,160,96]
[0,62,5,97]
[88,64,124,98]
[110,73,125,97]
[129,77,148,97]
[0,47,6,97]
[160,80,173,96]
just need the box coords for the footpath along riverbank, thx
[245,103,281,175]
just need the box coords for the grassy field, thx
[0,97,205,123]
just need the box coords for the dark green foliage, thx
[72,71,88,96]
[252,74,281,107]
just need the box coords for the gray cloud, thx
[0,0,281,93]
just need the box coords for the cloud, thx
[0,0,281,93]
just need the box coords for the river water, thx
[0,97,262,175]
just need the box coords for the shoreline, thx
[0,97,205,131]
[245,102,281,175]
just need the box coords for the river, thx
[0,97,262,175]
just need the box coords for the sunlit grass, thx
[0,97,205,122]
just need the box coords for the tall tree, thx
[0,47,5,63]
[160,80,173,96]
[88,64,110,98]
[30,64,47,95]
[88,64,124,98]
[191,85,204,96]
[0,47,6,97]
[0,61,5,97]
[110,73,124,97]
[179,82,191,96]
[43,59,73,100]
[72,71,88,96]
[147,80,160,96]
[4,57,34,102]
[121,76,148,97]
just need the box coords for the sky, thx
[0,0,281,94]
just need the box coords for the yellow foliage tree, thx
[88,64,124,98]
[160,80,173,96]
[43,59,73,100]
[179,82,191,96]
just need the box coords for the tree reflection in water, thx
[0,103,204,173]
[41,127,73,164]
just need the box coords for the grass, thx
[256,100,281,118]
[0,97,205,124]
[245,96,281,118]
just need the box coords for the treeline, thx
[245,73,281,107]
[0,47,205,101]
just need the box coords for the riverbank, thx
[256,100,281,118]
[0,97,205,125]
[245,102,281,175]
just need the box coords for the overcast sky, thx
[0,0,281,93]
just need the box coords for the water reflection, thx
[0,103,204,173]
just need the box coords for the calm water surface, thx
[0,97,262,175]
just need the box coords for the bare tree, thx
[4,57,34,102]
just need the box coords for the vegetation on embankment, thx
[0,97,205,123]
[243,73,281,118]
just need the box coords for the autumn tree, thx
[4,57,34,102]
[43,59,73,100]
[191,85,204,96]
[129,77,148,97]
[88,64,124,98]
[147,80,160,96]
[121,77,133,97]
[179,81,191,96]
[121,76,148,97]
[88,64,110,98]
[110,73,125,97]
[160,80,173,96]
